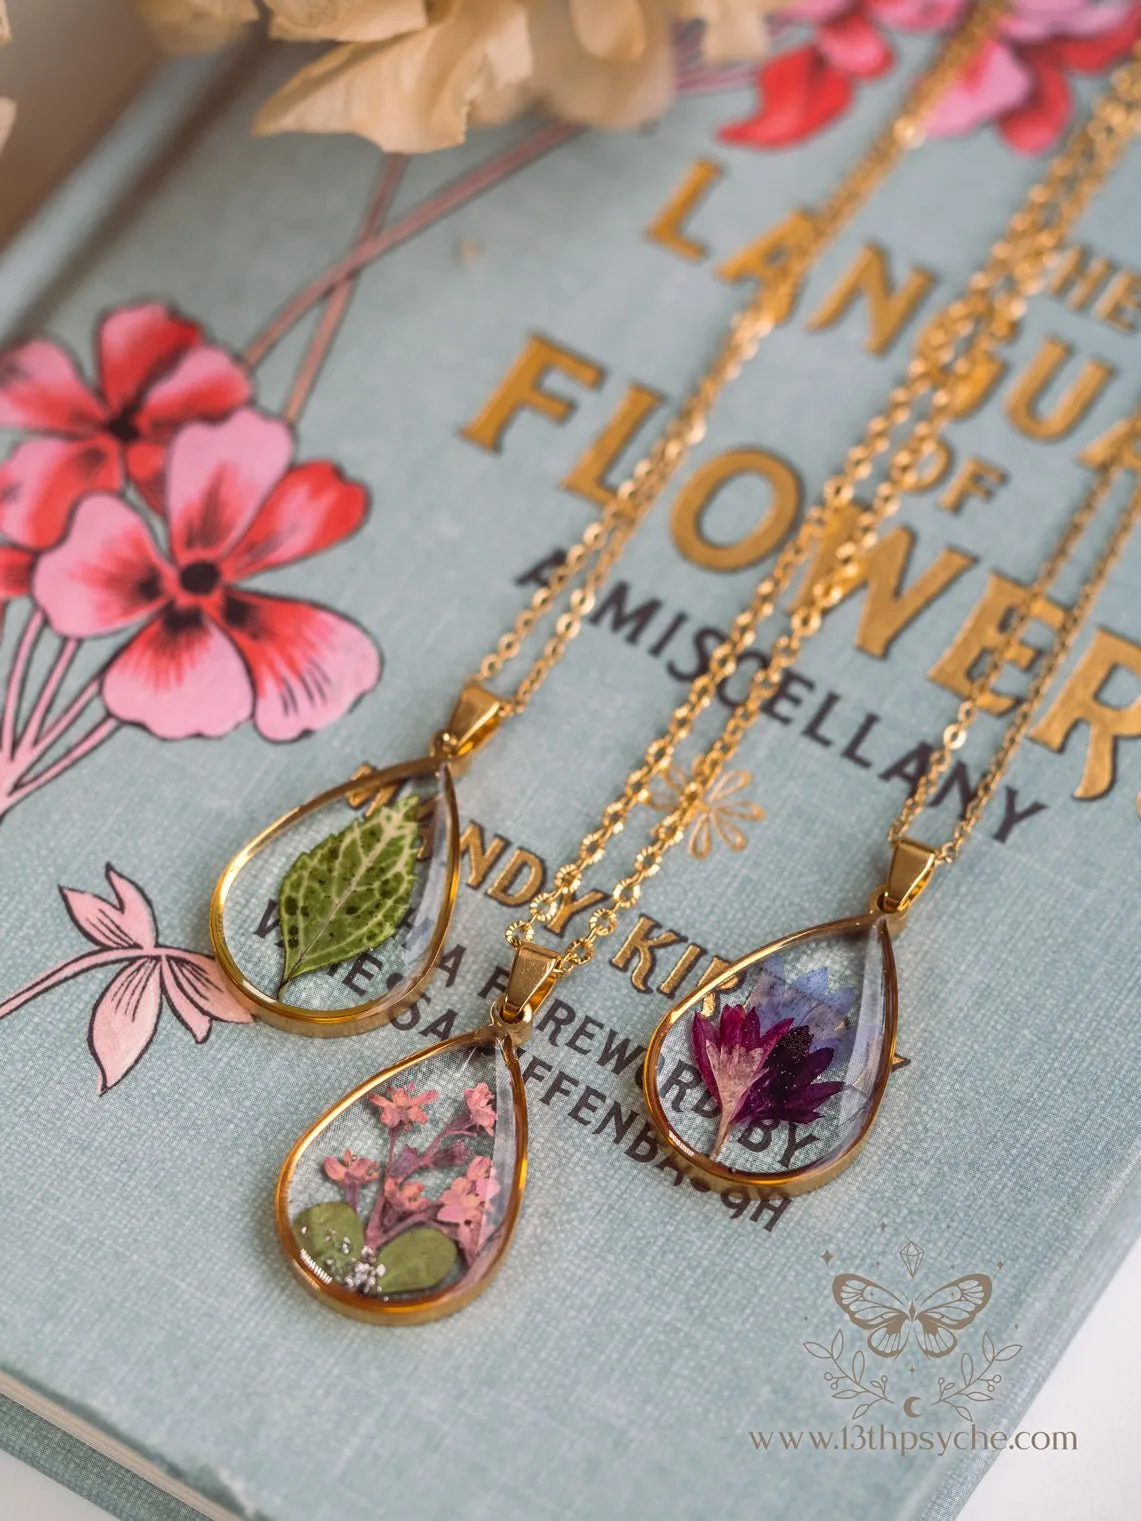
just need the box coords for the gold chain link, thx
[508,47,1141,976]
[890,408,1141,864]
[471,0,1011,717]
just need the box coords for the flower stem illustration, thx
[0,865,250,1091]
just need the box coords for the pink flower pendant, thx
[644,913,900,1196]
[278,1028,527,1323]
[210,684,501,1037]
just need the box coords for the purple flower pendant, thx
[644,914,898,1195]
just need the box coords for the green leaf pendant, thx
[277,794,422,990]
[210,756,460,1036]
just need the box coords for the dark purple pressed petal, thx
[783,1080,845,1125]
[691,1014,719,1098]
[720,1003,747,1051]
[742,1005,764,1051]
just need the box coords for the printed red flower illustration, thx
[0,864,251,1093]
[0,302,251,546]
[32,408,381,742]
[721,0,1141,153]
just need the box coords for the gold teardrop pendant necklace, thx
[270,50,1141,1325]
[644,414,1141,1196]
[210,0,1007,1041]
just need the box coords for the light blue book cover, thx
[1,16,1141,1521]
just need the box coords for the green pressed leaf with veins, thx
[277,795,421,989]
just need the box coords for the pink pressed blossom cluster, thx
[323,1079,501,1263]
[0,302,380,753]
[722,0,1141,152]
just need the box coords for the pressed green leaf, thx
[373,1226,458,1295]
[277,796,421,989]
[292,1201,364,1281]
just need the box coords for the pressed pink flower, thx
[31,409,380,742]
[323,1148,380,1209]
[437,1154,501,1259]
[0,302,251,545]
[369,1083,439,1128]
[383,1176,433,1215]
[463,1081,496,1135]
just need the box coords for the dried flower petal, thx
[254,0,533,151]
[268,0,429,43]
[570,0,648,62]
[138,0,259,54]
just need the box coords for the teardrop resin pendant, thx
[210,756,459,1036]
[644,914,898,1195]
[277,1029,527,1323]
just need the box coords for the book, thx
[1,21,1140,1521]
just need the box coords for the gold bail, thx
[437,683,504,762]
[880,838,938,915]
[497,943,562,1039]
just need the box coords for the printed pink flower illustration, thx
[323,1150,381,1210]
[32,409,379,742]
[437,1156,502,1261]
[0,302,251,543]
[721,0,1141,153]
[0,864,250,1092]
[369,1084,439,1129]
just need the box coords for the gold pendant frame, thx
[275,1028,529,1325]
[643,914,898,1197]
[209,755,460,1038]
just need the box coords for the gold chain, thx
[471,0,1010,717]
[507,47,1141,976]
[889,409,1141,865]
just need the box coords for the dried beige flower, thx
[140,0,776,149]
[254,1,534,151]
[1,0,12,160]
[136,0,259,55]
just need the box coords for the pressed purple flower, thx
[739,1022,844,1129]
[692,1003,792,1158]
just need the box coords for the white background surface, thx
[3,1230,1140,1520]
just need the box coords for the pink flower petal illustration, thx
[221,460,369,580]
[32,494,171,637]
[0,546,34,600]
[221,592,381,742]
[132,346,252,444]
[818,12,894,77]
[61,866,158,951]
[0,339,106,432]
[161,951,251,1038]
[95,304,202,416]
[925,39,1034,137]
[0,435,122,551]
[102,612,255,740]
[165,410,293,568]
[89,958,162,1092]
